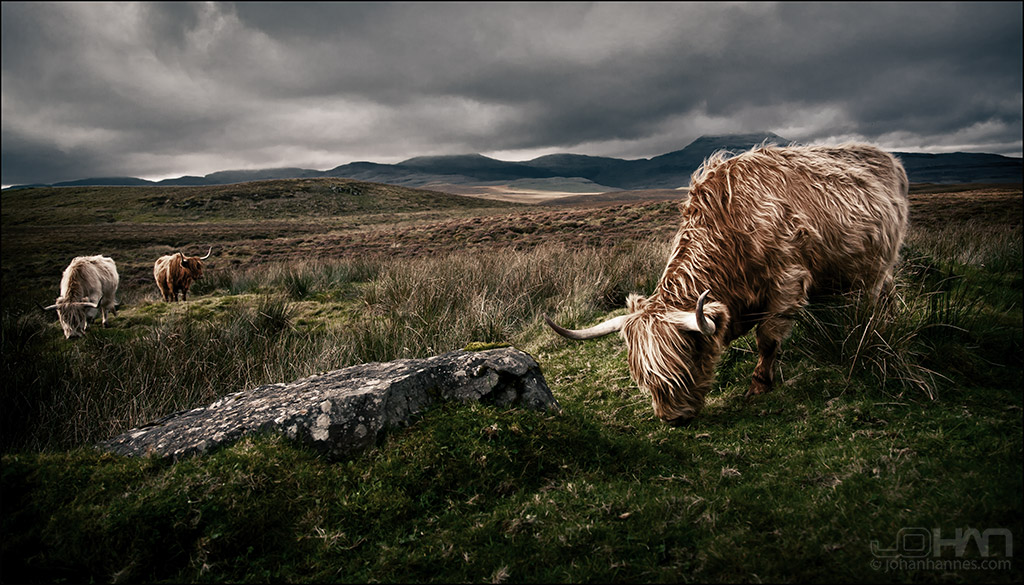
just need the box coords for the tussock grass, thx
[0,241,668,452]
[793,273,971,401]
[788,221,1022,401]
[909,220,1022,275]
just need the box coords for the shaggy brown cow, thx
[154,247,212,302]
[44,255,120,339]
[546,143,909,425]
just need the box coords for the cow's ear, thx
[181,258,191,267]
[704,301,730,333]
[627,294,648,313]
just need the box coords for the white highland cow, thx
[44,255,120,339]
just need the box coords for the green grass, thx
[1,183,1021,583]
[2,373,1019,582]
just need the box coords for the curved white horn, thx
[66,301,99,309]
[663,289,716,335]
[544,314,629,340]
[695,289,715,335]
[200,247,212,260]
[42,303,58,311]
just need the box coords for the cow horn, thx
[657,289,717,336]
[694,289,716,335]
[68,301,100,309]
[41,302,57,311]
[544,314,629,340]
[200,247,212,260]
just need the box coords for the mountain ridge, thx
[6,133,1021,190]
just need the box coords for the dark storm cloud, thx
[2,2,1020,186]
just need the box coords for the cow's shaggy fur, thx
[48,255,120,339]
[552,143,909,424]
[154,250,209,302]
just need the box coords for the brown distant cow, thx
[546,143,909,425]
[44,255,120,339]
[154,247,212,302]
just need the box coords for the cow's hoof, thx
[745,376,773,398]
[664,415,694,427]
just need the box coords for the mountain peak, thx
[684,132,792,151]
[645,132,794,169]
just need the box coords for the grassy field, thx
[1,179,1021,583]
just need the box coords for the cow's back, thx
[63,255,118,302]
[687,144,908,293]
[769,145,909,292]
[154,254,178,298]
[662,143,909,338]
[154,254,175,279]
[93,256,119,303]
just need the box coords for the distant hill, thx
[396,153,555,182]
[531,132,794,189]
[0,177,518,226]
[891,152,1023,184]
[6,133,1021,190]
[50,176,158,187]
[158,167,324,186]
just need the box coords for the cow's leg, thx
[869,264,896,301]
[747,270,811,397]
[747,316,793,397]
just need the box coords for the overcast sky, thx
[2,2,1021,186]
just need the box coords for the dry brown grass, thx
[3,181,1019,312]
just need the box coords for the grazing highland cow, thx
[154,247,212,302]
[546,143,909,425]
[44,255,120,339]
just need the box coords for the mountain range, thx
[7,132,1022,191]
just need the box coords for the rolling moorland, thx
[1,176,1021,583]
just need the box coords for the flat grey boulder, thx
[98,346,558,461]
